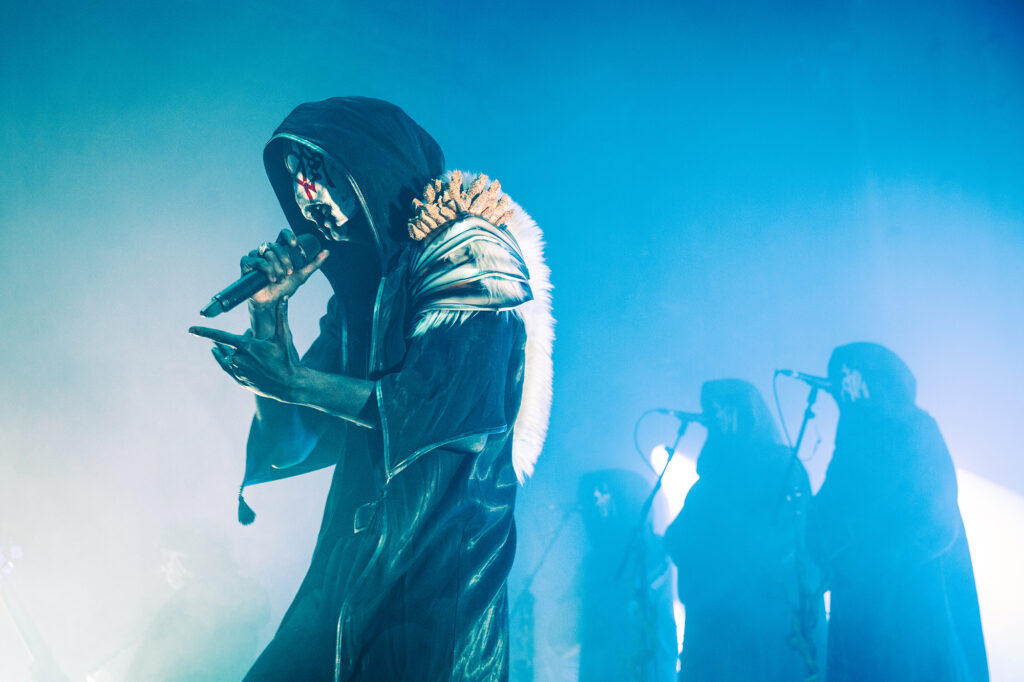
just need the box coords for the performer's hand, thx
[190,297,306,403]
[241,228,329,308]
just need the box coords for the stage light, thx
[649,445,699,521]
[650,444,699,662]
[956,468,1024,681]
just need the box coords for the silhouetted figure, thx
[126,524,270,682]
[577,469,678,682]
[664,379,823,681]
[810,343,988,682]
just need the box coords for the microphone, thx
[777,369,832,390]
[655,409,706,424]
[200,234,322,318]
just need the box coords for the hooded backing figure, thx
[126,524,270,682]
[191,97,552,681]
[809,343,987,682]
[576,469,678,682]
[663,379,824,682]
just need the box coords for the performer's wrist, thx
[286,365,319,405]
[248,299,278,339]
[280,365,377,427]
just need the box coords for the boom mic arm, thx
[655,408,706,424]
[776,369,831,391]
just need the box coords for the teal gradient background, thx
[1,1,1022,679]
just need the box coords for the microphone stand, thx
[511,505,577,682]
[612,419,688,682]
[615,419,689,581]
[779,383,820,682]
[792,385,818,460]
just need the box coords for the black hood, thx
[696,378,787,482]
[263,97,445,267]
[699,378,782,446]
[827,342,917,415]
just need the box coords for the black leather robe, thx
[240,98,527,682]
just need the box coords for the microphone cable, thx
[772,370,794,449]
[633,408,666,475]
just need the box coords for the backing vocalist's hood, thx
[263,96,445,267]
[828,342,917,416]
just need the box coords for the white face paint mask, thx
[840,365,870,404]
[284,145,361,242]
[709,401,739,437]
[593,486,612,519]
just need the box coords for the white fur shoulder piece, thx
[407,170,553,483]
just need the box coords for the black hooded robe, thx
[663,380,824,682]
[809,343,988,682]
[576,469,679,682]
[665,442,821,682]
[663,444,823,675]
[240,98,527,682]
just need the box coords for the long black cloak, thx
[240,98,527,682]
[809,343,988,682]
[664,379,824,682]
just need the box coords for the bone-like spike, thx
[494,209,515,227]
[425,202,444,223]
[410,171,519,238]
[443,194,462,214]
[481,182,501,205]
[448,174,469,211]
[469,191,494,214]
[494,195,512,215]
[410,214,438,239]
[467,174,487,199]
[482,204,500,222]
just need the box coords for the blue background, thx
[1,1,1022,679]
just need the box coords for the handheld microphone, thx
[777,369,832,391]
[655,409,706,424]
[200,234,322,318]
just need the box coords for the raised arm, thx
[191,295,377,427]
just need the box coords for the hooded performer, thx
[190,97,553,681]
[663,379,824,682]
[809,343,987,682]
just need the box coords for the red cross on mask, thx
[297,174,317,200]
